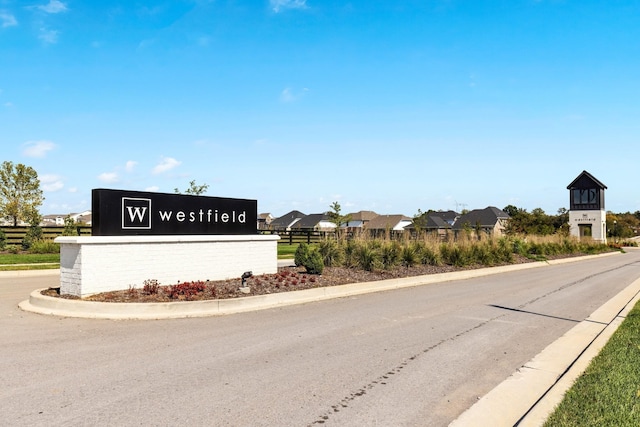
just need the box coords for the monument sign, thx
[92,188,257,236]
[56,189,277,297]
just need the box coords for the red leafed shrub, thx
[168,281,206,300]
[142,279,160,295]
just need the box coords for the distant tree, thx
[174,180,209,195]
[504,205,566,236]
[327,201,352,235]
[62,216,78,236]
[607,212,639,239]
[0,161,44,226]
[411,209,430,235]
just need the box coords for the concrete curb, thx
[0,269,59,278]
[450,274,640,427]
[18,252,620,320]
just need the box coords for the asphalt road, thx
[2,249,640,426]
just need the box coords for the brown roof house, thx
[365,214,413,238]
[452,206,510,238]
[343,210,379,233]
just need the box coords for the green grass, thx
[0,263,59,271]
[544,300,640,426]
[0,253,60,265]
[277,244,298,259]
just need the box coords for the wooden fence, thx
[1,227,330,247]
[0,226,92,245]
[259,230,329,245]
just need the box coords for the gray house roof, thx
[405,214,451,230]
[270,210,306,229]
[452,206,510,230]
[291,213,331,230]
[428,210,459,225]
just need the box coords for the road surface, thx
[1,249,639,426]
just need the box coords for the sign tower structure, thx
[567,170,607,243]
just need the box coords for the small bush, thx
[142,279,160,295]
[28,239,60,254]
[355,243,380,272]
[318,239,343,267]
[380,241,401,269]
[167,281,206,300]
[22,225,43,250]
[0,228,6,250]
[294,243,324,274]
[400,244,418,267]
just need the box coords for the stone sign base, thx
[55,235,280,297]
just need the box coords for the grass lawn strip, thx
[0,253,60,265]
[544,300,640,426]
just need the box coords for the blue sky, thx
[1,0,639,218]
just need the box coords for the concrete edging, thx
[18,252,621,320]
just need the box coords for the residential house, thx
[269,210,306,231]
[452,206,510,238]
[343,210,379,233]
[41,210,92,226]
[404,214,452,240]
[290,213,337,232]
[365,214,412,238]
[257,213,275,230]
[428,210,460,226]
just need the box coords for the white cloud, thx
[145,186,160,192]
[40,174,64,192]
[38,27,59,44]
[68,187,77,193]
[125,160,138,172]
[152,156,181,174]
[98,172,119,183]
[0,12,18,27]
[271,0,307,13]
[37,0,68,14]
[280,86,309,103]
[22,140,56,158]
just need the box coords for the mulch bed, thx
[41,255,545,303]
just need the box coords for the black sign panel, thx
[92,189,257,236]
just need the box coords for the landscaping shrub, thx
[28,239,60,254]
[355,243,381,272]
[167,281,206,300]
[318,239,343,267]
[400,244,418,267]
[294,243,324,274]
[0,229,5,250]
[142,279,160,295]
[21,225,43,250]
[380,241,401,269]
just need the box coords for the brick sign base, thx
[55,235,279,297]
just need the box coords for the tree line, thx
[503,205,640,239]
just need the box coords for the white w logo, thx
[122,197,152,229]
[126,206,148,222]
